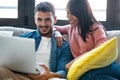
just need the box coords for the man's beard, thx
[38,26,52,36]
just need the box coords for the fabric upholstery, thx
[107,30,120,64]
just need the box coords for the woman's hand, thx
[65,59,76,70]
[54,30,63,47]
[55,37,63,47]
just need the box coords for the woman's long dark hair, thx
[67,0,97,42]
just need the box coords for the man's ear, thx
[34,16,37,24]
[54,16,57,24]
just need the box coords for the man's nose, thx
[41,21,46,26]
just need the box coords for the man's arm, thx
[55,41,74,78]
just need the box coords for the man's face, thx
[34,11,56,37]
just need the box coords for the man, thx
[0,2,73,80]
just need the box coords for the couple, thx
[0,0,120,80]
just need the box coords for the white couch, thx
[0,26,120,64]
[107,30,120,64]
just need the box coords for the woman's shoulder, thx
[90,22,104,31]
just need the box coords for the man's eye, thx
[37,18,42,21]
[45,18,51,22]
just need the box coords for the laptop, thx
[0,35,43,74]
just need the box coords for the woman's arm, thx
[54,25,70,47]
[54,25,70,34]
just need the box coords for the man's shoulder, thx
[19,30,37,38]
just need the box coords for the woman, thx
[55,0,120,79]
[55,0,108,66]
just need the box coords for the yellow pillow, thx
[67,37,118,80]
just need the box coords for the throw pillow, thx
[67,37,118,80]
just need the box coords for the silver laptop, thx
[0,35,43,74]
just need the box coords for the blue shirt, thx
[19,29,73,78]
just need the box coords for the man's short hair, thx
[35,2,55,16]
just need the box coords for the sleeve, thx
[54,25,70,35]
[56,41,73,78]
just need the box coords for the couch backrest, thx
[107,30,120,64]
[0,26,34,36]
[0,27,120,64]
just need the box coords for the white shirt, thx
[36,37,51,68]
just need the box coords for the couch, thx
[0,26,120,64]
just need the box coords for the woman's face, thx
[66,8,79,27]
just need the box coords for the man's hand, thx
[28,64,62,80]
[28,64,50,80]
